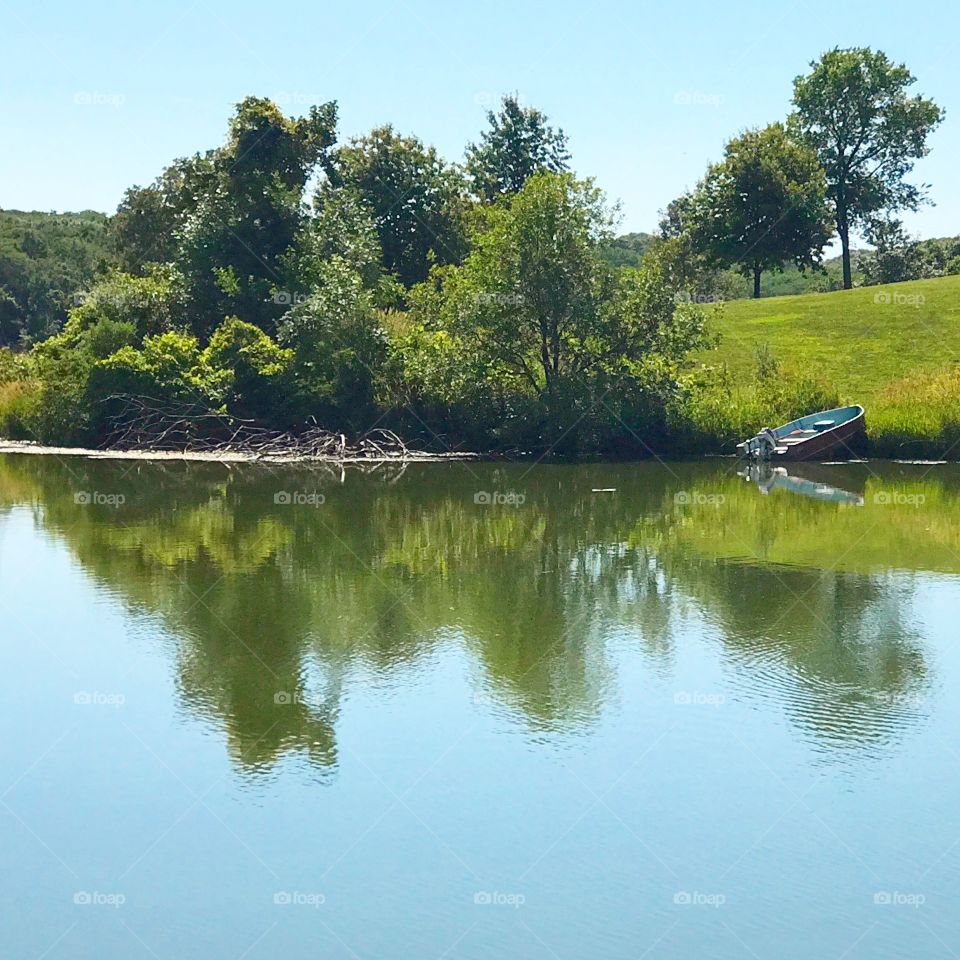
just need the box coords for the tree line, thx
[0,46,946,454]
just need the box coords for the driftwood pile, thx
[100,395,444,461]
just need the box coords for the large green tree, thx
[111,154,217,271]
[406,172,707,451]
[112,97,338,336]
[684,123,831,297]
[465,95,570,201]
[178,97,338,334]
[326,126,467,288]
[791,47,944,289]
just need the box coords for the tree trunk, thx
[753,264,761,299]
[837,204,852,290]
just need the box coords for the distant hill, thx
[0,209,113,346]
[600,232,655,269]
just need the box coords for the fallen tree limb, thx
[98,395,471,462]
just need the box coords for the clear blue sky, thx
[1,0,955,239]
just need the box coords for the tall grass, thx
[869,366,960,459]
[0,379,41,441]
[670,350,841,454]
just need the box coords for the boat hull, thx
[775,409,865,461]
[737,405,866,462]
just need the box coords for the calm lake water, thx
[3,453,960,959]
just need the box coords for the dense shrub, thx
[204,317,294,422]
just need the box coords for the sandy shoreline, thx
[0,439,479,464]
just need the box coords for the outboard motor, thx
[740,427,779,460]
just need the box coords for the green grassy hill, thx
[703,274,960,403]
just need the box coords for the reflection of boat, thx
[737,405,865,461]
[740,464,865,505]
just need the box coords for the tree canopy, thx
[791,46,944,288]
[684,123,832,297]
[465,95,571,202]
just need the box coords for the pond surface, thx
[2,454,959,959]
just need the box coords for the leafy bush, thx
[0,347,29,385]
[89,331,227,406]
[204,317,293,421]
[277,260,386,427]
[0,380,41,440]
[68,266,187,340]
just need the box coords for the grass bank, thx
[688,275,960,459]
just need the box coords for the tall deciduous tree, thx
[465,95,570,201]
[791,47,944,289]
[326,126,468,288]
[113,98,338,336]
[112,153,217,271]
[407,172,707,450]
[178,97,338,334]
[685,124,831,298]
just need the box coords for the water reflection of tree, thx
[0,455,942,770]
[645,468,935,751]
